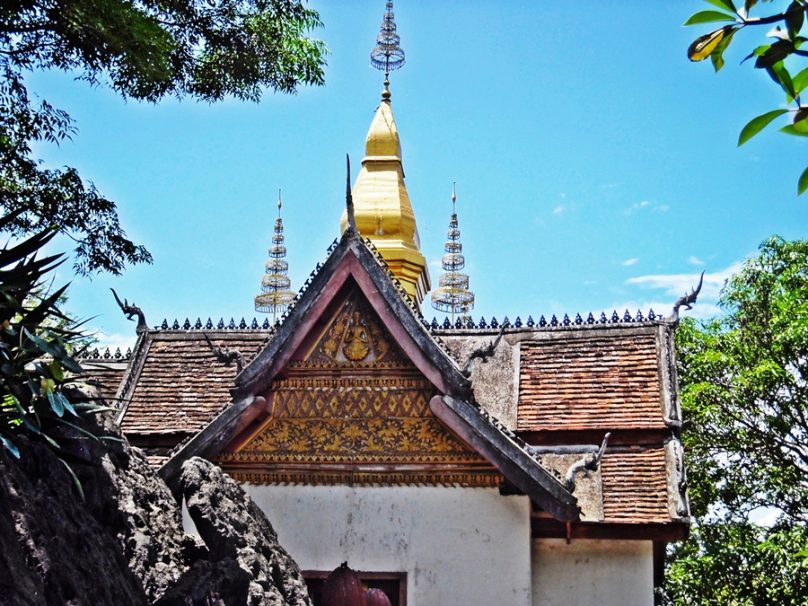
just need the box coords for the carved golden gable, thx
[218,289,499,487]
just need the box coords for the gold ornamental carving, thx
[315,297,394,365]
[218,290,501,487]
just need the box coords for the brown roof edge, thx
[113,331,151,425]
[431,395,580,522]
[532,518,690,542]
[158,394,267,488]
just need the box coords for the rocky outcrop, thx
[0,399,311,606]
[178,458,312,606]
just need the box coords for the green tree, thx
[664,237,808,604]
[1,0,327,274]
[685,0,808,195]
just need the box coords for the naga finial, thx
[110,288,147,334]
[345,154,357,235]
[564,433,611,493]
[669,271,705,324]
[203,333,244,374]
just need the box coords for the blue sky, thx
[28,1,808,351]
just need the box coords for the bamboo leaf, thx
[738,109,789,145]
[685,10,738,26]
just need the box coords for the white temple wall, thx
[531,538,654,606]
[243,485,532,606]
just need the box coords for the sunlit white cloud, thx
[622,257,639,267]
[552,205,565,215]
[624,199,671,216]
[688,255,705,266]
[626,262,742,301]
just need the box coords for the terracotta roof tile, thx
[120,332,268,435]
[601,447,670,523]
[517,331,666,431]
[80,362,127,404]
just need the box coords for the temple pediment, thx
[219,285,498,486]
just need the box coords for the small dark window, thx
[304,570,406,606]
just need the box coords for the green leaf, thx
[780,124,808,137]
[766,62,796,99]
[793,67,808,94]
[58,458,85,502]
[685,10,737,26]
[755,40,794,69]
[46,390,64,417]
[738,109,789,145]
[799,166,808,195]
[711,28,738,71]
[690,27,733,61]
[705,0,737,12]
[786,1,805,39]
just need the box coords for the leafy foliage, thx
[664,237,808,604]
[0,214,100,461]
[0,0,327,274]
[665,522,808,605]
[685,0,808,194]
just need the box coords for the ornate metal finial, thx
[255,190,295,324]
[431,183,475,324]
[110,288,147,334]
[371,0,405,102]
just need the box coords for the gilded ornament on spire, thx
[431,183,475,323]
[255,190,295,323]
[371,0,404,101]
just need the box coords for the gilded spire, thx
[431,183,475,324]
[340,0,430,305]
[255,190,295,323]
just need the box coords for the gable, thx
[218,284,499,487]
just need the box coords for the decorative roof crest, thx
[255,190,295,323]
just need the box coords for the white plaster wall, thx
[532,539,654,606]
[245,485,532,606]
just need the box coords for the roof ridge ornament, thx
[370,0,405,102]
[668,271,705,324]
[431,182,475,324]
[255,190,295,324]
[345,154,357,235]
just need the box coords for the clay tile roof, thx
[79,361,129,404]
[517,329,667,432]
[601,447,670,523]
[119,331,269,435]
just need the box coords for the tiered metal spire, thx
[370,0,405,101]
[431,183,475,323]
[255,190,295,323]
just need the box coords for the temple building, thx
[84,4,690,604]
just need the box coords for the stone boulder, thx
[0,395,312,606]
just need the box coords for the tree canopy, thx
[685,0,808,195]
[665,236,808,604]
[0,0,327,274]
